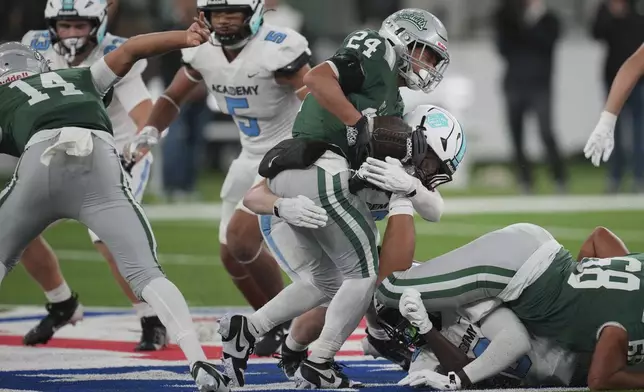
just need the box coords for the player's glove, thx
[398,370,462,390]
[399,288,432,334]
[123,126,160,165]
[361,157,420,197]
[273,195,328,229]
[584,111,617,167]
[347,115,374,170]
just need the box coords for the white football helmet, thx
[45,0,109,63]
[197,0,264,49]
[404,104,466,189]
[379,9,449,93]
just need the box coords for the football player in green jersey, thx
[217,9,452,389]
[0,15,231,392]
[375,219,644,390]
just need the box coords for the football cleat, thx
[276,342,308,380]
[218,314,256,387]
[191,360,231,392]
[23,292,83,346]
[294,359,363,389]
[134,316,168,351]
[361,328,412,371]
[254,321,290,357]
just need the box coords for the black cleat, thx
[276,341,308,380]
[295,359,363,389]
[254,321,290,357]
[361,328,412,371]
[218,314,257,387]
[134,316,168,351]
[23,292,84,346]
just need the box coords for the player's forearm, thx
[242,179,279,215]
[296,86,310,101]
[145,95,181,132]
[420,329,472,379]
[604,44,644,116]
[589,369,644,390]
[303,64,362,125]
[106,31,194,78]
[377,214,415,284]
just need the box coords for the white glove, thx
[398,370,462,390]
[123,126,160,164]
[274,195,328,229]
[584,111,617,167]
[399,288,432,334]
[361,157,420,196]
[388,193,414,216]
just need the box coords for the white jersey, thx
[181,24,309,156]
[410,310,579,387]
[21,30,150,150]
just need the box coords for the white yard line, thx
[142,194,644,221]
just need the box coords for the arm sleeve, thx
[90,57,121,97]
[462,307,532,384]
[411,187,444,222]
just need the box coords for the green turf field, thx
[1,207,642,308]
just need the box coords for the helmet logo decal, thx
[426,112,449,128]
[62,0,75,10]
[394,10,428,32]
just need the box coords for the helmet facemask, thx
[399,39,449,93]
[48,17,103,64]
[201,3,264,50]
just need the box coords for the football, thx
[369,115,413,162]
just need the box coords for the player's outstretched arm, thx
[588,325,644,390]
[577,226,629,261]
[604,44,644,117]
[104,13,209,78]
[90,13,209,97]
[585,44,644,166]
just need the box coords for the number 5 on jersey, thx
[224,97,260,137]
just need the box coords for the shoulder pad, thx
[259,25,310,72]
[181,45,201,67]
[22,30,52,52]
[101,34,127,56]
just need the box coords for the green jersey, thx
[293,29,404,158]
[0,68,112,157]
[509,249,644,363]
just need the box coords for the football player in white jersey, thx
[136,0,311,356]
[18,0,166,351]
[241,104,464,386]
[393,299,581,389]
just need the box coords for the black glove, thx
[347,115,372,171]
[410,124,429,168]
[120,154,135,175]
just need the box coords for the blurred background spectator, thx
[592,0,644,193]
[494,0,567,194]
[1,0,641,197]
